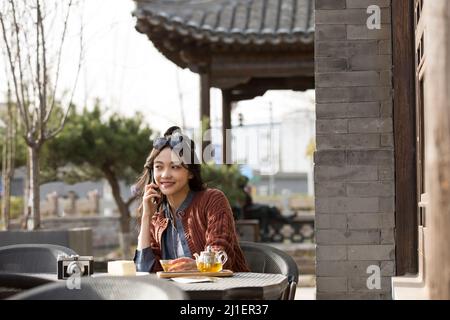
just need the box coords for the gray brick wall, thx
[314,0,395,300]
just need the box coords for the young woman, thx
[133,126,249,273]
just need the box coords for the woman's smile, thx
[160,181,175,189]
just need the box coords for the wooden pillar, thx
[222,89,232,165]
[392,0,417,276]
[424,0,450,300]
[200,73,211,158]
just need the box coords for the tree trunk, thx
[21,156,30,230]
[1,137,10,230]
[26,145,41,230]
[103,165,131,259]
[424,0,450,300]
[1,91,16,231]
[1,149,12,230]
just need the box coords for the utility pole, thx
[175,68,186,131]
[269,102,275,196]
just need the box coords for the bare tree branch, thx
[37,0,48,144]
[45,6,83,141]
[0,8,30,138]
[21,30,37,116]
[35,0,42,142]
[10,1,27,111]
[1,31,26,144]
[43,0,73,125]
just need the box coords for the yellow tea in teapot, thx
[197,262,223,273]
[194,246,228,272]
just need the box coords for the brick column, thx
[314,0,395,299]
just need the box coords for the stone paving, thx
[295,275,316,300]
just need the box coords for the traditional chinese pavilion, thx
[133,0,314,159]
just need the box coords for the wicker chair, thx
[0,244,77,274]
[9,276,187,300]
[0,273,54,299]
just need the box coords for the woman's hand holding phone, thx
[143,182,161,218]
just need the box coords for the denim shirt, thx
[134,191,195,272]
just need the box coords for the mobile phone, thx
[147,168,154,185]
[148,169,159,205]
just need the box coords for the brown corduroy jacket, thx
[147,188,250,272]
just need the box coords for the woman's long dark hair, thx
[135,126,206,223]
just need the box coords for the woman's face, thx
[153,147,192,196]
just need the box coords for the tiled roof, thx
[134,0,314,45]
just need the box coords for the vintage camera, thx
[57,254,94,280]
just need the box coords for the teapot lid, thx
[201,245,215,257]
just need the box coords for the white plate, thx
[170,276,216,284]
[92,272,149,277]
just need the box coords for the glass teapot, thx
[193,246,228,272]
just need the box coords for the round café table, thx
[4,272,288,300]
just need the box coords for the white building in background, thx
[280,108,315,173]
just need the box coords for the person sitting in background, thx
[238,177,294,241]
